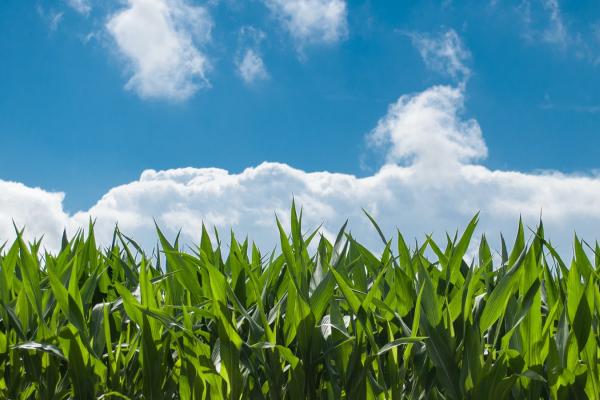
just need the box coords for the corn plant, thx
[0,205,599,399]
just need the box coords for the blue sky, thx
[2,0,600,253]
[2,0,600,212]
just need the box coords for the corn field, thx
[0,206,599,399]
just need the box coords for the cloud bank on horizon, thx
[3,64,600,255]
[3,6,600,256]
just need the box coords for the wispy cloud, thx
[513,0,600,65]
[518,0,568,46]
[540,0,568,45]
[36,6,64,32]
[49,12,65,31]
[106,0,213,101]
[235,26,269,84]
[237,49,269,84]
[66,0,92,15]
[408,29,471,82]
[540,94,600,113]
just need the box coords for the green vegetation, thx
[0,205,599,399]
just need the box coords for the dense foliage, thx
[0,206,599,399]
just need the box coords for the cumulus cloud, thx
[106,0,212,101]
[66,0,92,15]
[3,84,600,257]
[409,29,471,81]
[368,85,486,171]
[264,0,348,45]
[237,49,269,84]
[0,181,69,248]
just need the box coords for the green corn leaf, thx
[12,341,67,361]
[479,248,527,334]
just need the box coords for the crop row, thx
[0,206,598,399]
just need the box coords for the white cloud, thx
[0,181,69,249]
[237,49,269,84]
[49,12,65,31]
[66,0,92,15]
[409,29,471,80]
[264,0,348,45]
[518,0,568,47]
[236,26,268,84]
[516,0,600,66]
[513,1,600,65]
[368,85,486,171]
[541,0,568,46]
[36,6,64,32]
[106,0,212,101]
[3,84,600,257]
